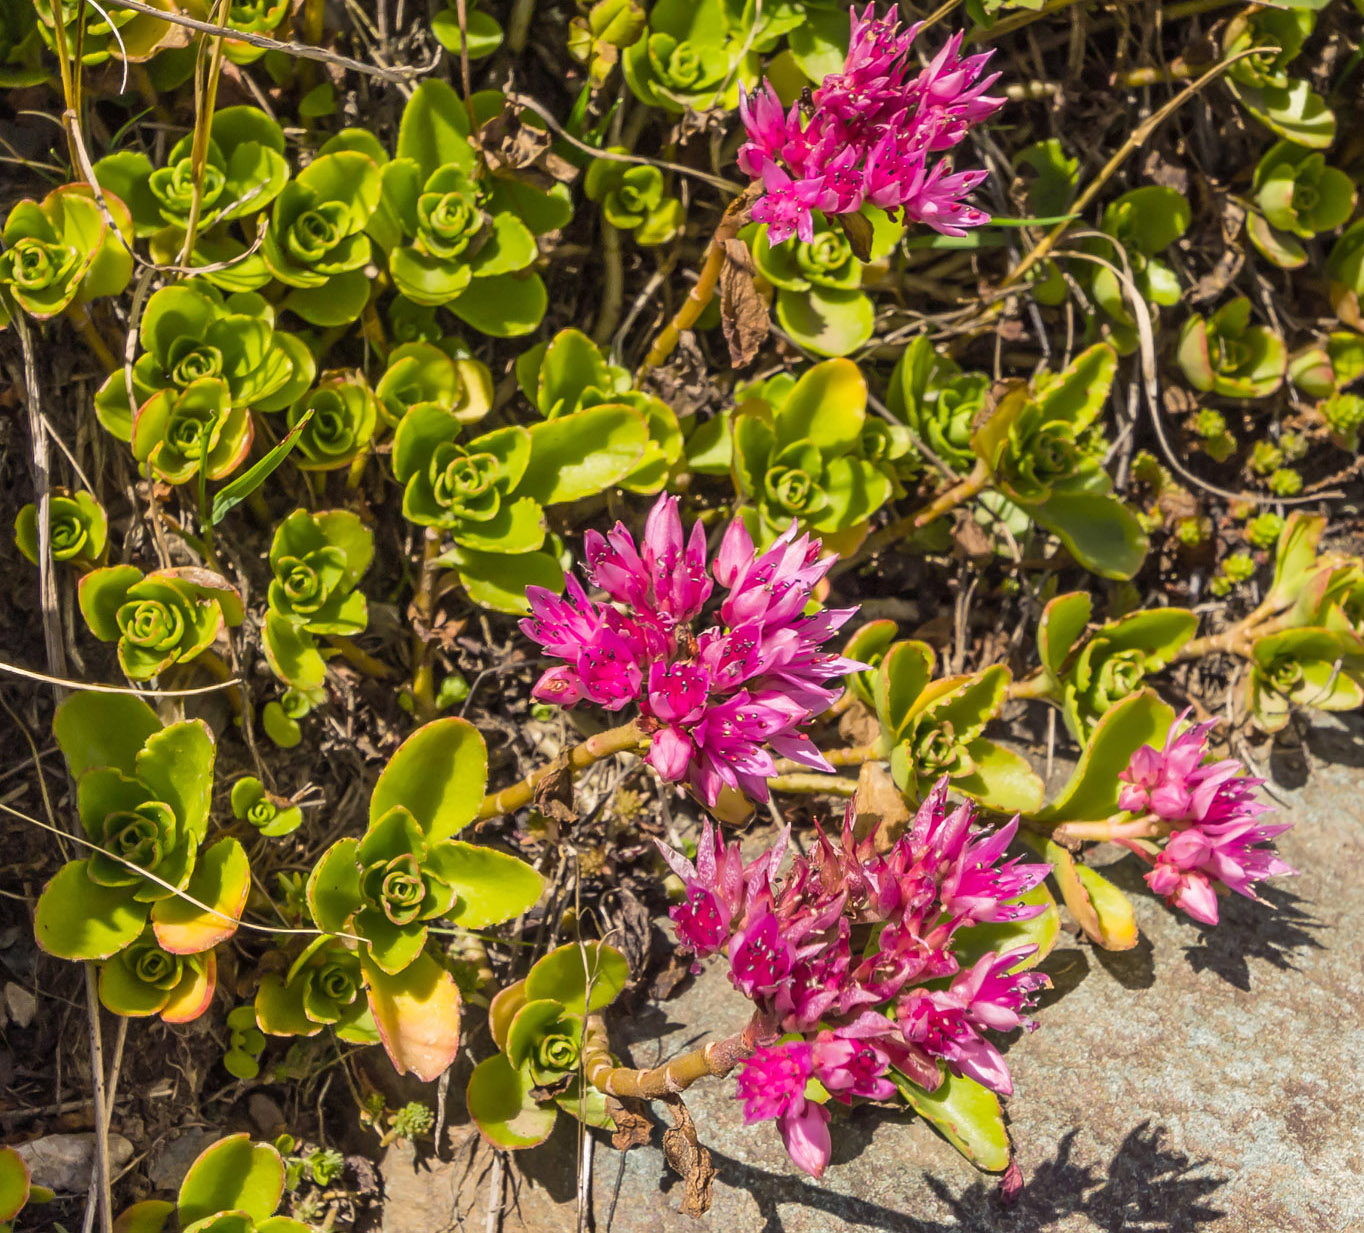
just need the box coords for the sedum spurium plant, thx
[652,786,1056,1178]
[306,719,544,1079]
[14,487,107,570]
[263,508,373,691]
[731,359,897,547]
[34,694,248,965]
[469,941,628,1147]
[94,278,315,441]
[0,183,132,319]
[78,565,242,681]
[111,1133,313,1233]
[9,0,1364,1219]
[1028,592,1198,740]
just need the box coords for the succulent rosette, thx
[732,359,895,544]
[584,153,684,246]
[97,926,217,1023]
[79,565,241,681]
[0,184,133,319]
[94,106,289,239]
[131,377,254,484]
[887,334,989,475]
[14,487,107,570]
[376,340,494,429]
[34,695,248,966]
[94,278,314,441]
[262,150,383,326]
[33,0,187,66]
[254,936,379,1043]
[230,776,303,838]
[287,371,379,471]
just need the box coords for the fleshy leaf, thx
[894,1066,1011,1172]
[35,861,146,960]
[467,1052,558,1149]
[362,949,463,1082]
[426,842,545,929]
[53,693,160,779]
[524,941,629,1015]
[178,1134,284,1226]
[369,718,488,841]
[150,837,250,954]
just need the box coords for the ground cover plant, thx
[0,0,1362,1227]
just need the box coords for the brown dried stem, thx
[476,721,647,819]
[635,183,762,380]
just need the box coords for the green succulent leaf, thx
[178,1135,285,1227]
[524,941,629,1015]
[517,404,648,505]
[952,883,1060,972]
[426,842,545,929]
[1035,689,1175,822]
[467,1051,558,1149]
[54,692,161,779]
[370,718,489,842]
[35,860,146,961]
[893,1066,1011,1172]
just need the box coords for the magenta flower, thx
[897,950,1046,1096]
[522,495,861,808]
[654,819,785,961]
[735,1042,833,1178]
[659,780,1051,1174]
[738,5,1005,245]
[1115,712,1295,925]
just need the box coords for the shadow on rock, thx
[639,1121,1225,1233]
[925,1122,1227,1233]
[1092,929,1156,991]
[1181,883,1324,992]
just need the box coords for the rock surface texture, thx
[383,721,1364,1233]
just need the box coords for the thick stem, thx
[65,303,119,374]
[1007,670,1056,702]
[583,1012,766,1099]
[592,219,625,346]
[855,461,992,564]
[325,635,396,680]
[635,183,761,381]
[477,721,646,819]
[766,772,858,797]
[410,530,443,720]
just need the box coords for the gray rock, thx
[15,1132,133,1194]
[376,724,1364,1233]
[148,1128,220,1192]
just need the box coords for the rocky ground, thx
[371,717,1364,1233]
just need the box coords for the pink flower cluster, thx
[738,5,1005,245]
[658,781,1050,1177]
[1118,714,1295,926]
[520,495,862,807]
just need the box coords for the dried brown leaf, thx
[661,1096,715,1218]
[854,761,912,852]
[533,753,577,827]
[719,238,769,369]
[606,1095,654,1153]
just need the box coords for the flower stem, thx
[592,218,626,346]
[65,303,119,374]
[1007,669,1055,701]
[852,460,992,563]
[409,529,442,720]
[766,772,858,797]
[634,182,762,381]
[476,720,647,820]
[324,635,395,680]
[583,1012,766,1099]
